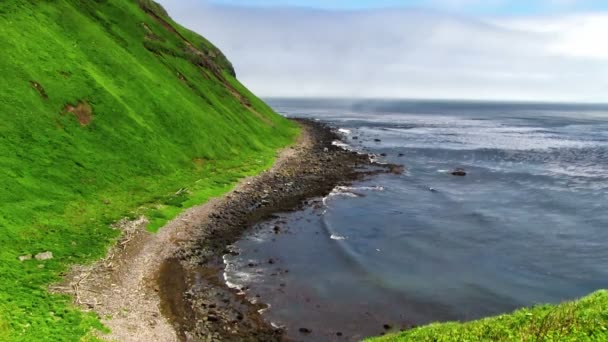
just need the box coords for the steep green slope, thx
[0,1,297,340]
[368,290,608,342]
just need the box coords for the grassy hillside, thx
[369,290,608,342]
[0,0,297,341]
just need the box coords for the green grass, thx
[368,290,608,342]
[0,0,298,341]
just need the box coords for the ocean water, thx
[224,99,608,341]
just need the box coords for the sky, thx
[157,0,608,102]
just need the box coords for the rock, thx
[299,328,312,334]
[18,254,32,262]
[352,136,359,140]
[374,139,382,142]
[268,258,275,265]
[35,251,53,261]
[273,226,281,234]
[398,153,404,157]
[451,168,467,176]
[383,324,392,330]
[380,153,387,157]
[429,187,438,192]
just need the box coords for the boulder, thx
[35,251,53,261]
[18,254,32,262]
[299,328,312,334]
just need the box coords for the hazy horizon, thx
[158,0,608,103]
[263,96,608,106]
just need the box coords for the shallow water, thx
[224,99,608,341]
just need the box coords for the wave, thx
[321,185,385,206]
[332,140,351,150]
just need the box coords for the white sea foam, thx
[338,128,352,134]
[335,185,384,192]
[223,253,260,295]
[322,185,384,206]
[258,305,271,315]
[330,234,346,240]
[332,140,351,150]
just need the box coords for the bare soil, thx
[63,101,93,126]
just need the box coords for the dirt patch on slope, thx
[63,101,93,126]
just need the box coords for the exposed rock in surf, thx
[451,168,467,176]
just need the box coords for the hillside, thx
[369,290,608,342]
[0,0,297,341]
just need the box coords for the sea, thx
[223,99,608,341]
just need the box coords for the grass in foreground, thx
[368,290,608,342]
[0,0,297,340]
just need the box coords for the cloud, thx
[157,0,608,102]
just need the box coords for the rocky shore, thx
[158,119,402,341]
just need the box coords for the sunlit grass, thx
[0,0,297,340]
[368,290,608,342]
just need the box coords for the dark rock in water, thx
[380,153,387,157]
[451,168,467,176]
[273,225,281,234]
[299,328,312,334]
[429,187,438,192]
[352,136,359,140]
[389,165,405,175]
[398,153,405,157]
[268,258,275,264]
[374,139,382,142]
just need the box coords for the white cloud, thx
[157,1,608,102]
[496,14,608,59]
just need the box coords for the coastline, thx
[56,119,400,341]
[159,119,401,341]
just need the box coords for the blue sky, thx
[209,0,608,15]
